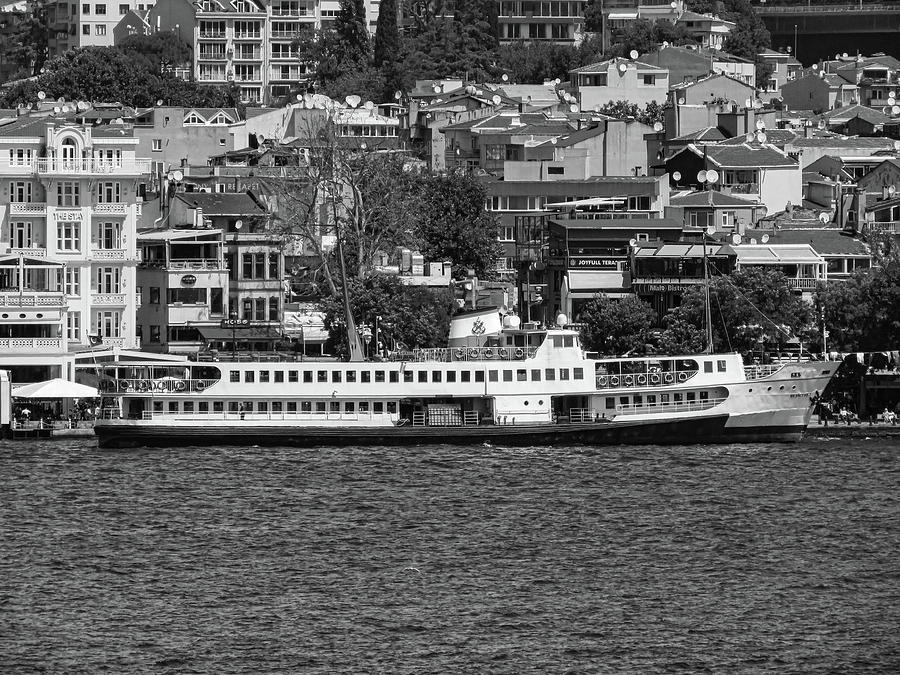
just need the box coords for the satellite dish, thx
[732,233,742,245]
[884,107,891,115]
[893,140,900,150]
[364,100,374,110]
[172,170,183,181]
[706,169,719,184]
[629,238,638,247]
[492,94,502,105]
[432,84,441,93]
[662,41,669,49]
[697,170,708,182]
[501,73,509,82]
[569,104,579,113]
[889,97,897,106]
[672,171,681,181]
[394,90,402,100]
[678,97,686,105]
[345,94,361,108]
[812,64,818,71]
[155,99,163,107]
[550,138,557,145]
[653,121,663,132]
[755,120,765,130]
[889,185,897,195]
[893,106,900,115]
[618,62,628,74]
[761,234,770,243]
[296,93,303,101]
[757,132,768,143]
[818,120,826,129]
[670,1,677,7]
[629,50,639,60]
[706,225,716,236]
[890,90,897,98]
[819,212,830,223]
[37,91,46,100]
[234,219,243,230]
[750,238,758,245]
[53,106,60,113]
[753,100,762,110]
[746,133,755,142]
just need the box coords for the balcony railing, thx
[723,183,760,194]
[198,51,226,60]
[234,31,261,39]
[91,293,127,306]
[787,278,820,290]
[199,31,226,38]
[91,249,129,260]
[271,29,306,38]
[0,292,66,307]
[9,247,48,258]
[37,159,152,175]
[0,337,67,353]
[867,221,900,233]
[168,259,225,270]
[93,203,128,215]
[10,203,47,215]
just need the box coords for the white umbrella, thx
[13,378,99,399]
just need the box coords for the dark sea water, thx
[1,438,899,674]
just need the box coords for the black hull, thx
[95,415,806,448]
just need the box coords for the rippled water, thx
[1,438,899,673]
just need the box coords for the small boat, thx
[93,308,837,448]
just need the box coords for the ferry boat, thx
[93,308,838,448]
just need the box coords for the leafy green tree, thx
[335,0,371,65]
[593,100,668,125]
[662,267,814,355]
[657,312,706,355]
[373,0,399,68]
[320,273,456,356]
[583,0,604,32]
[416,170,502,279]
[117,32,192,74]
[578,294,657,356]
[689,0,771,82]
[607,18,697,58]
[496,41,578,84]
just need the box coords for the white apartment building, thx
[497,0,587,45]
[47,0,156,57]
[0,111,149,383]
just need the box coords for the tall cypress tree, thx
[335,0,371,65]
[373,0,399,68]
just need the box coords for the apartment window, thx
[268,252,279,278]
[230,370,240,382]
[499,225,515,241]
[721,211,736,229]
[96,266,120,293]
[8,148,34,166]
[82,3,89,12]
[82,24,90,34]
[65,267,80,296]
[11,221,31,248]
[56,221,80,251]
[253,297,265,321]
[95,24,105,35]
[96,310,121,338]
[643,74,656,85]
[150,325,161,342]
[57,182,80,206]
[149,286,160,304]
[11,181,32,202]
[245,371,255,383]
[67,312,81,340]
[118,3,127,13]
[152,139,162,151]
[98,221,121,249]
[95,3,105,14]
[269,296,278,321]
[97,181,120,203]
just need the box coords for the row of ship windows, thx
[153,400,397,414]
[608,392,710,408]
[228,368,587,384]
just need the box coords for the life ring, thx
[482,348,494,359]
[138,380,149,392]
[678,372,688,382]
[498,348,509,359]
[664,373,674,384]
[598,375,608,387]
[194,381,206,392]
[468,348,479,359]
[175,380,186,392]
[624,374,634,386]
[154,381,165,391]
[455,348,466,360]
[650,373,660,385]
[637,374,647,385]
[610,376,620,386]
[120,381,131,392]
[514,348,524,358]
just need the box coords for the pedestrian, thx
[239,403,245,421]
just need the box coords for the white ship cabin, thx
[98,308,758,427]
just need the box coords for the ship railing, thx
[101,378,218,393]
[137,410,400,422]
[744,364,785,380]
[391,346,538,362]
[595,368,698,389]
[615,396,727,416]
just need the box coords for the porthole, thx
[748,388,753,393]
[767,386,772,391]
[792,385,796,390]
[779,385,785,390]
[18,313,25,319]
[524,400,529,406]
[538,400,544,405]
[36,313,43,318]
[1,313,7,318]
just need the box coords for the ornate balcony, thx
[93,203,128,215]
[91,293,127,306]
[9,247,48,258]
[0,337,67,353]
[0,292,66,307]
[36,158,151,176]
[9,203,47,215]
[91,249,129,260]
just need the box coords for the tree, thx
[594,100,668,125]
[117,32,192,73]
[0,0,51,78]
[319,273,456,356]
[416,170,502,279]
[578,294,657,356]
[661,267,815,355]
[496,41,578,85]
[373,0,399,68]
[335,0,371,66]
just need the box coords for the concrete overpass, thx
[756,2,900,65]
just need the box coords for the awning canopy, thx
[197,325,283,341]
[137,229,223,241]
[735,245,824,264]
[546,197,626,209]
[567,270,628,291]
[13,378,98,399]
[608,11,637,19]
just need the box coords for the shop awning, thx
[608,12,638,19]
[567,270,628,291]
[13,378,98,399]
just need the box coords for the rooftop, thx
[173,192,266,216]
[670,191,762,208]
